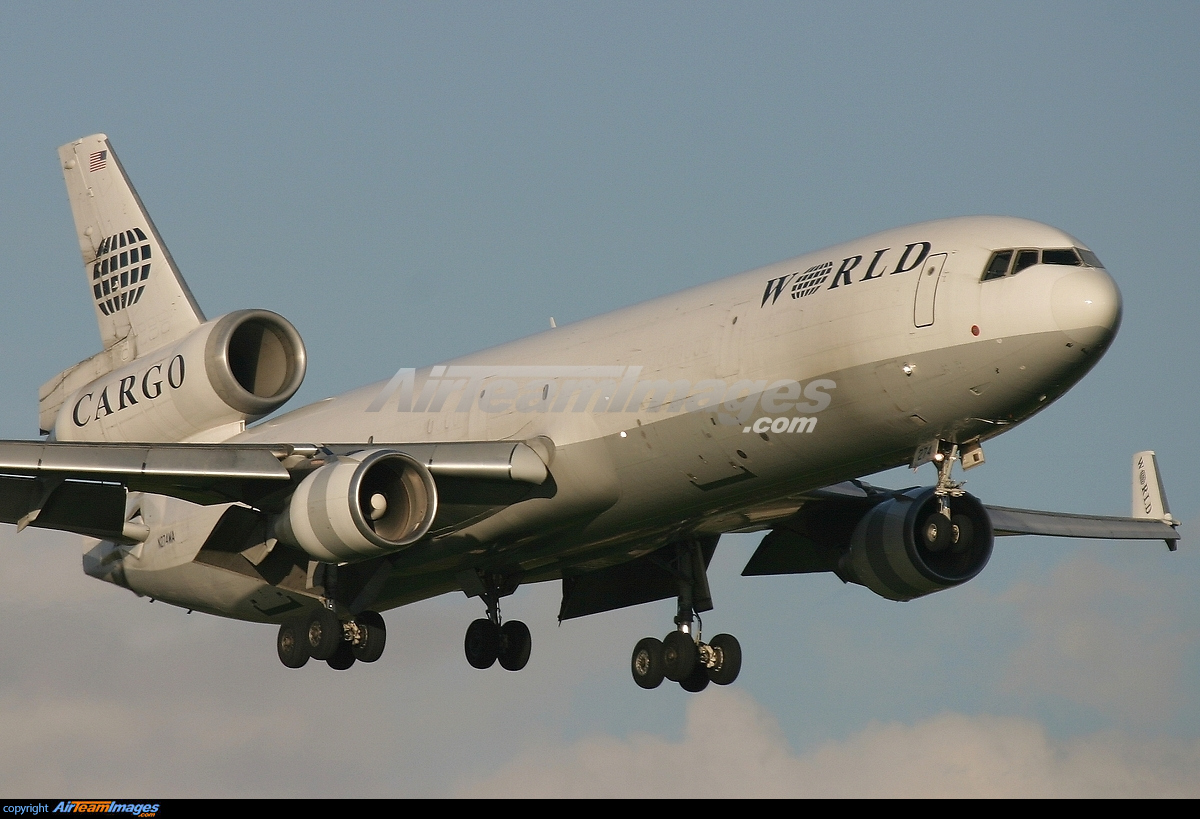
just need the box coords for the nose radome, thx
[1050,267,1122,346]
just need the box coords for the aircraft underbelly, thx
[124,560,291,623]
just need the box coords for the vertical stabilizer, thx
[58,134,205,354]
[1132,450,1176,524]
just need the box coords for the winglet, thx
[1133,450,1179,549]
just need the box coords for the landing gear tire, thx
[706,633,742,686]
[498,620,532,671]
[352,611,387,663]
[465,618,501,669]
[662,630,698,682]
[277,621,309,669]
[680,662,711,693]
[626,537,741,692]
[327,639,356,670]
[631,637,666,689]
[921,512,954,553]
[305,608,342,661]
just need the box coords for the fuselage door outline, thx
[914,253,947,328]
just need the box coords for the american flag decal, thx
[88,150,107,172]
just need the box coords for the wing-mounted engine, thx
[841,488,993,601]
[742,486,994,601]
[49,309,306,443]
[274,449,439,562]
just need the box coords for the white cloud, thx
[458,687,1200,797]
[2,535,1197,797]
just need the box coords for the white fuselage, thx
[99,215,1122,620]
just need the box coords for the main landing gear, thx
[462,571,532,672]
[630,539,741,692]
[631,627,742,692]
[276,607,387,670]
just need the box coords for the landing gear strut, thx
[918,441,976,555]
[462,571,531,671]
[630,539,741,692]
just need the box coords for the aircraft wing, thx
[985,505,1178,546]
[743,496,1181,578]
[806,453,1180,548]
[0,438,550,541]
[0,440,292,502]
[987,450,1179,549]
[744,451,1180,580]
[770,480,1180,545]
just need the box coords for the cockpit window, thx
[1076,247,1105,268]
[982,246,1106,281]
[1041,248,1082,266]
[1013,249,1040,274]
[983,250,1012,281]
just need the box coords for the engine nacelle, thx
[842,488,994,601]
[274,449,438,562]
[54,309,306,443]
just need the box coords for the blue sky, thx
[0,2,1197,796]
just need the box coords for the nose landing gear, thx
[917,439,982,555]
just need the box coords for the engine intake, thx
[275,449,438,562]
[205,310,306,417]
[842,488,993,601]
[54,309,306,443]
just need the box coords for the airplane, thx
[0,133,1178,692]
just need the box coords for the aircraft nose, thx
[1050,266,1122,346]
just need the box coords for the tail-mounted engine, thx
[52,309,306,443]
[841,488,994,601]
[274,449,438,562]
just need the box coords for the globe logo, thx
[790,261,833,299]
[91,228,152,316]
